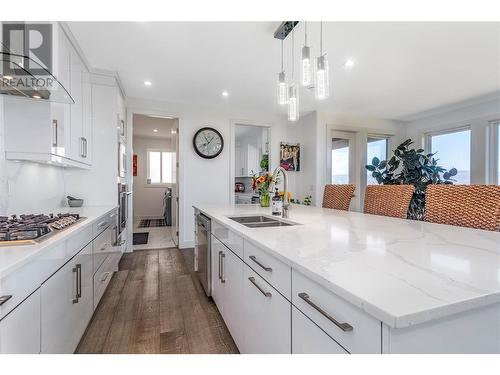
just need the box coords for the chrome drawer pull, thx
[249,255,272,272]
[248,277,272,298]
[0,295,12,306]
[298,292,353,332]
[218,251,222,280]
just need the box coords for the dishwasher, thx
[195,212,211,296]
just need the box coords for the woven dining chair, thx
[363,185,414,219]
[322,184,356,211]
[425,185,500,231]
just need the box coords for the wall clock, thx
[193,127,224,159]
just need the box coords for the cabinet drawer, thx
[242,266,291,353]
[292,270,381,353]
[244,240,291,299]
[292,306,348,354]
[0,259,43,320]
[212,221,243,258]
[93,227,112,274]
[0,289,41,354]
[93,253,116,309]
[93,210,116,237]
[66,223,93,258]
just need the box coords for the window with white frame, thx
[367,136,389,185]
[427,127,471,185]
[147,150,176,185]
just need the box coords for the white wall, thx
[0,78,122,216]
[132,135,173,218]
[126,97,292,248]
[404,93,500,184]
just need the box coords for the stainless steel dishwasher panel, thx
[195,213,211,296]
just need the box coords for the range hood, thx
[0,51,74,104]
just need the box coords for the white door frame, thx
[127,107,183,248]
[229,120,273,205]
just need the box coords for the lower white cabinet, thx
[292,306,348,354]
[0,289,41,354]
[241,266,291,354]
[41,242,93,354]
[211,235,245,348]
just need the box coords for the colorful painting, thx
[280,142,300,172]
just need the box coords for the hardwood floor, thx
[76,248,239,354]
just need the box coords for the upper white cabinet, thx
[3,22,92,168]
[235,141,259,177]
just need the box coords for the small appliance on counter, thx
[0,213,86,246]
[67,195,84,207]
[235,182,245,193]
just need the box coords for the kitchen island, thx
[194,203,500,353]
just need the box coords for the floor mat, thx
[138,218,168,228]
[133,232,149,245]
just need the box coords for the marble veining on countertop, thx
[0,205,118,277]
[193,203,500,329]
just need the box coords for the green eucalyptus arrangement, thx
[365,139,457,220]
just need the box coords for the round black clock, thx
[193,127,224,159]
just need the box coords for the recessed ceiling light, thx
[344,59,355,69]
[222,91,229,97]
[153,129,158,133]
[144,80,152,86]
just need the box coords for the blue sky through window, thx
[430,129,471,184]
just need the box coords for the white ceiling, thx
[132,114,176,139]
[68,22,500,120]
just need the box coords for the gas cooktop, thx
[0,213,86,246]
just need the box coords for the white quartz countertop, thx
[0,205,117,277]
[193,204,500,329]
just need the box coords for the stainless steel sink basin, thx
[228,215,296,228]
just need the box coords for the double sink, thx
[228,215,298,228]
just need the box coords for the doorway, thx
[131,114,179,250]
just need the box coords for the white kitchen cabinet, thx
[235,141,259,177]
[292,306,348,354]
[41,242,93,354]
[211,235,245,349]
[3,22,92,168]
[0,289,41,354]
[242,266,291,354]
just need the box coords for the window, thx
[367,136,388,185]
[147,150,176,184]
[497,122,500,184]
[428,128,471,184]
[331,138,350,184]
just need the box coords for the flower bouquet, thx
[251,172,275,207]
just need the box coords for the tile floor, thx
[133,217,175,250]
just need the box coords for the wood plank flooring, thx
[76,248,239,354]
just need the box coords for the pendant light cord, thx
[281,40,284,72]
[320,21,323,56]
[291,27,295,80]
[304,21,308,46]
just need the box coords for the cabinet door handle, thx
[100,243,109,251]
[220,252,226,283]
[72,265,80,304]
[52,119,58,147]
[84,137,88,158]
[101,272,110,282]
[97,221,108,230]
[0,295,12,306]
[249,255,272,272]
[298,292,353,332]
[248,277,272,298]
[218,251,222,280]
[80,137,85,157]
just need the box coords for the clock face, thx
[193,127,224,159]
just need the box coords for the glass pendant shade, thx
[277,71,289,105]
[288,83,299,122]
[315,54,330,100]
[301,46,313,87]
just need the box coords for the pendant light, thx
[277,40,289,105]
[301,22,313,87]
[288,28,299,122]
[315,22,330,100]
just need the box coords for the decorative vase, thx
[259,193,270,207]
